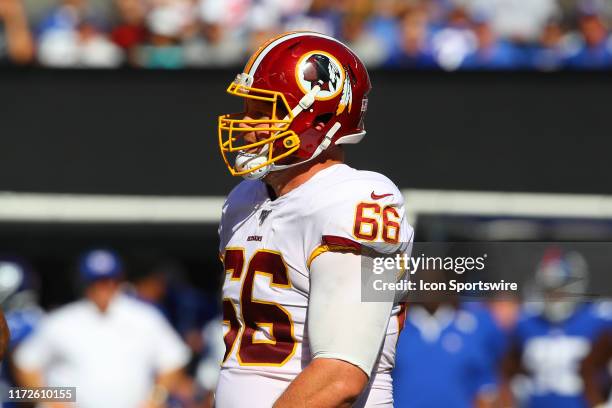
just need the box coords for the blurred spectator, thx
[461,16,520,69]
[363,0,401,58]
[461,0,560,43]
[340,12,387,68]
[37,0,123,67]
[245,0,281,56]
[384,5,438,69]
[111,0,148,64]
[0,0,34,64]
[530,18,569,70]
[182,22,245,67]
[36,0,88,66]
[285,0,340,37]
[198,0,250,31]
[136,0,191,68]
[77,18,124,66]
[247,0,313,22]
[565,11,612,69]
[182,0,247,67]
[431,7,477,70]
[13,249,191,408]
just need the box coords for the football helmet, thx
[533,248,588,322]
[0,257,39,311]
[218,31,371,180]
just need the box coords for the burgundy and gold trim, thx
[307,235,362,268]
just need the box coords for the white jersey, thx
[216,164,414,407]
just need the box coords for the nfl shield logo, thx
[259,210,272,225]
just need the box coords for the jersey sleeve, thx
[306,175,414,268]
[308,250,393,376]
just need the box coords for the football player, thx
[216,32,413,408]
[0,258,43,408]
[500,249,611,407]
[393,270,508,408]
[394,301,503,408]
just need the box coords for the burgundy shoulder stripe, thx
[321,235,362,251]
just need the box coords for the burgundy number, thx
[354,203,401,242]
[222,249,297,366]
[354,203,380,240]
[222,299,240,362]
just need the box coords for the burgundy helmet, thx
[218,31,371,180]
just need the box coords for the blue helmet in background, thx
[0,258,43,348]
[0,257,38,310]
[533,247,588,322]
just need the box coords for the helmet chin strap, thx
[237,120,342,180]
[269,121,341,172]
[292,85,320,117]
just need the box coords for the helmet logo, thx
[296,51,345,101]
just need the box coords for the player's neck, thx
[264,148,344,198]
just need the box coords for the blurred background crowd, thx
[2,0,612,70]
[1,245,612,408]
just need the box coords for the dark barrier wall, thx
[0,69,609,196]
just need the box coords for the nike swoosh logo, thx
[371,191,393,200]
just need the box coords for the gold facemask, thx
[218,74,301,177]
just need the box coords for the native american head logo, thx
[296,51,353,115]
[302,54,342,93]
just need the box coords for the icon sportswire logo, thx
[370,191,393,200]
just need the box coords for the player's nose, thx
[239,115,271,146]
